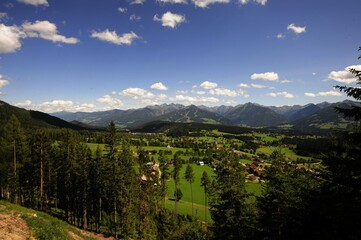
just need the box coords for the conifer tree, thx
[200,171,210,233]
[184,164,195,216]
[3,114,28,204]
[209,153,254,239]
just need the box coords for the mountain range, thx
[50,100,358,132]
[0,99,357,133]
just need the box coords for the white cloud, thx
[251,72,279,81]
[151,82,168,90]
[118,7,127,13]
[0,75,10,89]
[267,91,295,98]
[239,0,267,6]
[192,0,230,8]
[154,12,186,28]
[14,100,97,112]
[191,90,206,95]
[130,14,141,21]
[17,0,49,7]
[177,90,188,94]
[304,90,342,98]
[13,100,32,108]
[91,30,139,45]
[250,83,267,89]
[209,88,245,97]
[22,20,79,44]
[171,95,219,104]
[157,0,188,4]
[280,80,292,83]
[276,33,285,39]
[239,83,250,88]
[0,24,23,53]
[121,87,154,99]
[287,23,306,34]
[130,0,145,5]
[327,65,361,84]
[240,83,271,89]
[200,81,218,89]
[96,95,123,108]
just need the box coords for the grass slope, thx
[0,200,97,240]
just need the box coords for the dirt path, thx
[0,213,30,240]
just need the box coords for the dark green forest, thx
[1,54,361,239]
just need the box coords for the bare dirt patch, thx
[0,213,30,240]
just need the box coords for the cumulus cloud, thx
[118,7,127,13]
[13,100,33,108]
[200,81,218,89]
[121,87,154,99]
[251,72,279,81]
[304,90,342,98]
[192,0,230,8]
[280,80,292,83]
[240,83,270,89]
[0,75,9,90]
[130,14,141,21]
[22,20,79,44]
[170,95,219,104]
[191,90,206,95]
[154,12,186,28]
[267,91,295,98]
[96,95,123,108]
[17,0,49,7]
[0,24,23,53]
[239,0,267,6]
[157,0,188,4]
[209,88,245,97]
[130,0,145,5]
[91,30,139,45]
[287,23,306,34]
[239,83,250,88]
[16,100,97,112]
[250,84,267,89]
[276,33,285,39]
[327,65,361,84]
[151,82,168,90]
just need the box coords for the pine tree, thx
[312,46,361,239]
[3,115,28,204]
[256,149,320,240]
[172,153,182,215]
[209,153,255,239]
[200,171,210,234]
[184,164,195,216]
[105,121,119,238]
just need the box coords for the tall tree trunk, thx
[13,140,17,204]
[98,197,102,233]
[83,207,87,230]
[40,143,44,210]
[114,195,117,239]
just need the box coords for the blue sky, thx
[0,0,360,112]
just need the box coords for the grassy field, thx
[256,146,312,161]
[165,164,262,222]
